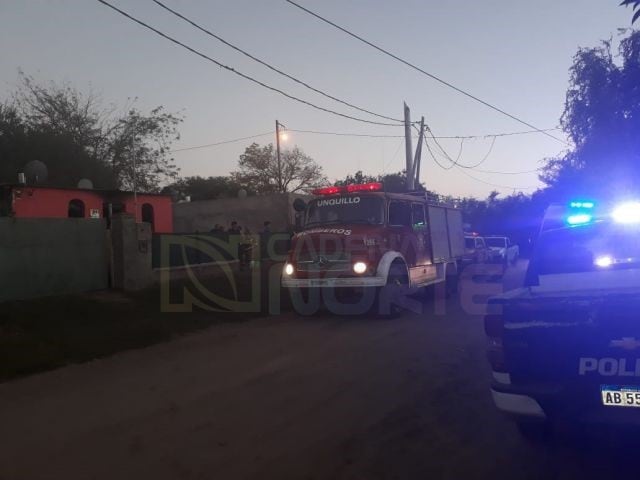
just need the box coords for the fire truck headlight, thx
[284,263,294,276]
[353,261,367,274]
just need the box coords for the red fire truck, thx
[281,182,465,314]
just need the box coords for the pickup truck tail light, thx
[484,314,508,373]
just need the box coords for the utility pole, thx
[131,126,138,221]
[404,102,414,191]
[275,120,283,192]
[412,116,425,190]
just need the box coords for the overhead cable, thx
[152,0,403,124]
[97,0,403,127]
[285,0,569,146]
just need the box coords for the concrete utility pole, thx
[275,120,283,192]
[412,116,426,190]
[404,103,414,191]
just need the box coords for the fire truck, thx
[281,182,465,314]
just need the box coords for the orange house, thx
[0,184,173,233]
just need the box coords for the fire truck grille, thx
[295,253,352,272]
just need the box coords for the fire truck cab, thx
[281,182,465,310]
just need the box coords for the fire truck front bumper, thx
[281,276,386,288]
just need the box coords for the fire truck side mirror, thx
[293,198,307,212]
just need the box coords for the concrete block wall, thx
[173,193,311,234]
[0,218,108,302]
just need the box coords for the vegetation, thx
[621,0,640,24]
[541,30,640,200]
[231,142,326,194]
[0,73,182,191]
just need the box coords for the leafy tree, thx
[621,0,640,24]
[541,31,640,199]
[1,73,182,192]
[232,142,325,193]
[103,107,182,192]
[334,170,378,186]
[334,169,427,193]
[164,176,250,201]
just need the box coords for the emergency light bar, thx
[312,182,383,196]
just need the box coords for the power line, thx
[170,131,274,152]
[423,132,538,189]
[288,127,560,139]
[96,0,403,127]
[455,166,538,191]
[152,0,403,124]
[285,0,569,146]
[426,127,497,169]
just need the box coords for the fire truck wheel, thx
[372,261,408,318]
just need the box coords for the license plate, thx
[601,385,640,407]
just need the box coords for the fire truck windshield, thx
[305,196,384,227]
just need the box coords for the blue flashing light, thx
[567,213,593,225]
[570,201,595,209]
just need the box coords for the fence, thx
[0,218,109,302]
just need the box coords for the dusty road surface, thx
[2,261,639,480]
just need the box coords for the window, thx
[476,238,485,248]
[141,203,155,231]
[68,199,85,218]
[465,237,475,249]
[388,201,411,226]
[411,203,426,229]
[306,196,383,226]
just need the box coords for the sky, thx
[0,0,633,198]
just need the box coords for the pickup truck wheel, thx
[516,420,552,443]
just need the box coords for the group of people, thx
[210,220,273,269]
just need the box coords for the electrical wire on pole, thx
[152,0,403,124]
[96,0,404,127]
[285,0,569,146]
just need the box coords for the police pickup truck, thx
[486,200,640,439]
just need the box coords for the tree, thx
[541,31,640,199]
[621,0,640,24]
[103,107,182,192]
[334,170,378,186]
[232,143,325,193]
[1,73,182,191]
[334,170,427,193]
[164,176,249,201]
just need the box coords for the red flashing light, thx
[312,186,341,195]
[312,182,383,196]
[345,182,383,193]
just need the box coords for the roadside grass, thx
[0,263,289,383]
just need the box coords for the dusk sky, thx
[0,1,632,198]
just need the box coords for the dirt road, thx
[1,262,638,479]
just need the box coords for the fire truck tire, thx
[372,260,408,318]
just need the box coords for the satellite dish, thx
[24,160,48,184]
[77,178,94,189]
